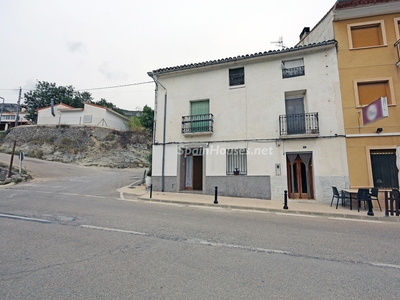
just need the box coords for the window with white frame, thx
[347,20,387,49]
[282,58,305,79]
[354,78,395,107]
[226,149,247,175]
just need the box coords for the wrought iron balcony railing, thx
[182,113,214,134]
[282,66,305,79]
[395,39,400,67]
[279,112,319,136]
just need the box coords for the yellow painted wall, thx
[334,12,400,188]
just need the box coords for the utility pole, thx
[15,87,21,127]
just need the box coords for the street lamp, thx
[0,96,5,131]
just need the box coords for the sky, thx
[0,0,335,111]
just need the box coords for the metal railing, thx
[279,112,319,136]
[395,39,400,67]
[282,66,305,79]
[182,113,214,134]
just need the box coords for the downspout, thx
[147,72,167,192]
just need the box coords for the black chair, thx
[369,188,382,211]
[356,188,371,212]
[331,186,341,209]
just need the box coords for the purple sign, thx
[362,97,388,126]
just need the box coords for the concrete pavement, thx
[118,185,400,223]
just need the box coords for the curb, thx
[123,193,400,223]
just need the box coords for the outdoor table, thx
[341,189,359,210]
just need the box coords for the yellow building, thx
[298,0,400,191]
[333,0,400,189]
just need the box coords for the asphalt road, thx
[0,154,400,299]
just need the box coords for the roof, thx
[37,103,74,112]
[149,40,337,76]
[335,0,398,9]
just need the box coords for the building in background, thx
[0,103,30,131]
[37,103,129,131]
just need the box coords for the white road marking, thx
[276,213,319,218]
[0,213,51,223]
[116,198,138,202]
[84,195,106,199]
[37,191,54,194]
[370,262,400,269]
[60,193,78,196]
[81,225,148,236]
[328,217,383,224]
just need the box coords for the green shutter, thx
[190,101,209,132]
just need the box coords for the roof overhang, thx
[334,1,400,21]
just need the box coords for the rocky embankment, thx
[0,125,152,168]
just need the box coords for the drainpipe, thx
[147,72,167,192]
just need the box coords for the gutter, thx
[147,72,167,192]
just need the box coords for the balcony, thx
[395,39,400,67]
[279,113,319,137]
[182,113,213,134]
[282,66,305,79]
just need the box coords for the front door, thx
[287,153,314,199]
[184,149,203,191]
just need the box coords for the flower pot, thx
[233,171,240,175]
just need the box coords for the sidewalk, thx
[118,185,400,223]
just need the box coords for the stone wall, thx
[0,125,152,168]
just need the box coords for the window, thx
[190,100,210,133]
[370,150,399,189]
[226,149,247,175]
[83,115,92,123]
[2,115,15,120]
[354,78,395,106]
[348,20,387,49]
[282,58,305,78]
[394,18,400,41]
[229,67,244,86]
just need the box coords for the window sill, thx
[229,85,245,90]
[349,44,387,50]
[182,131,213,136]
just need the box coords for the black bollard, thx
[150,184,153,199]
[283,190,288,209]
[367,198,374,216]
[214,186,218,204]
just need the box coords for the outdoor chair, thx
[369,188,382,211]
[356,188,371,212]
[330,186,341,209]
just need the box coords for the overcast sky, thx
[0,0,335,111]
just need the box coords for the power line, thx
[77,81,154,91]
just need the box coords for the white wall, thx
[297,9,335,46]
[37,105,76,125]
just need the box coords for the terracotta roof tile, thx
[150,40,337,75]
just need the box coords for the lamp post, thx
[0,96,5,131]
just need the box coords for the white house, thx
[148,40,350,203]
[37,103,129,131]
[0,103,30,131]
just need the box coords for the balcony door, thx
[285,97,305,134]
[190,100,209,133]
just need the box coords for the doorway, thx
[184,149,203,191]
[285,97,305,135]
[286,153,314,199]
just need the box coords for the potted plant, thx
[233,168,240,175]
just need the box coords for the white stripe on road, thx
[81,225,148,236]
[328,217,384,224]
[0,213,51,223]
[84,195,106,199]
[370,262,400,269]
[60,193,78,196]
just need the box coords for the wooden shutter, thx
[358,82,389,106]
[351,25,382,48]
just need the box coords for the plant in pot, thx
[233,168,240,175]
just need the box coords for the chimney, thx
[299,27,310,40]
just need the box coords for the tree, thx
[23,81,93,123]
[140,105,154,133]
